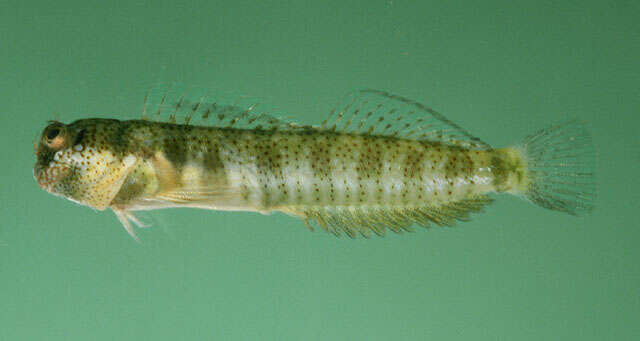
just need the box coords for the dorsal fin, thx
[322,89,491,149]
[141,83,301,130]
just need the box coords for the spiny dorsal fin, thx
[322,89,491,149]
[285,196,493,238]
[141,83,302,131]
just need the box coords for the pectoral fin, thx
[88,154,138,210]
[150,150,239,205]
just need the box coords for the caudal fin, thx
[519,121,596,215]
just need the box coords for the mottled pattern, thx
[34,119,138,210]
[33,88,594,240]
[35,117,506,238]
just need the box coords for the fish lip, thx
[33,164,42,182]
[33,164,48,190]
[33,163,59,192]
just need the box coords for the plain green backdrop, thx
[1,1,638,340]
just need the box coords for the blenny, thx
[33,86,596,241]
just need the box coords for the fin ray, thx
[519,120,596,215]
[153,185,239,204]
[113,209,143,243]
[285,196,493,238]
[141,83,304,131]
[323,89,491,149]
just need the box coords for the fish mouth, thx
[33,163,67,192]
[33,164,49,191]
[33,164,42,183]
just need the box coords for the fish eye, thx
[43,123,66,149]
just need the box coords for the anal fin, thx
[284,196,493,238]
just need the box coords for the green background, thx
[2,1,638,340]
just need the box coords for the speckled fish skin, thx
[34,88,595,241]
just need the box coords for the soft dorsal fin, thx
[141,83,301,130]
[322,89,491,149]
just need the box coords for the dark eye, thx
[73,128,86,145]
[47,127,60,140]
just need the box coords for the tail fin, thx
[519,121,596,215]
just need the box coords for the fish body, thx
[34,88,595,241]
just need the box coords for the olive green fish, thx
[33,86,595,241]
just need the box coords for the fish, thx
[33,86,596,242]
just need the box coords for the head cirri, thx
[33,119,137,210]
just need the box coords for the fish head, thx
[34,119,135,210]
